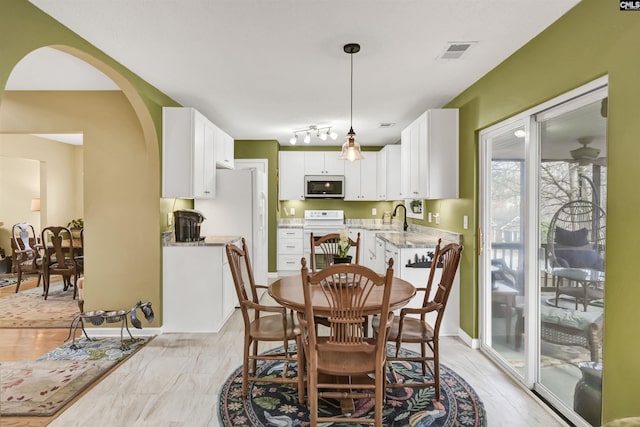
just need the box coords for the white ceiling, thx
[10,0,581,147]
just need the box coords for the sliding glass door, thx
[479,78,607,426]
[479,119,529,380]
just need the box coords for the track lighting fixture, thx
[289,125,338,145]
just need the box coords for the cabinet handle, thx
[204,191,211,194]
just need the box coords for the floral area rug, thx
[0,277,19,288]
[0,281,79,328]
[0,337,150,416]
[218,345,487,426]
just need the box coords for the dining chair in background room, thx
[11,222,43,292]
[309,232,361,273]
[226,238,304,403]
[298,257,395,426]
[73,228,84,279]
[41,226,79,300]
[373,239,463,401]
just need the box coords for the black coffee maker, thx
[173,209,206,242]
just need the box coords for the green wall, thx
[432,0,639,421]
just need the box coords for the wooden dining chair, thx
[11,223,43,292]
[298,257,395,426]
[372,239,462,402]
[225,238,304,403]
[41,226,79,300]
[309,232,368,335]
[309,232,360,273]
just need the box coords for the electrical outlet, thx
[372,208,377,216]
[428,212,432,223]
[463,215,469,229]
[435,213,440,225]
[167,212,173,226]
[290,207,295,216]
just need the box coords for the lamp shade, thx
[338,129,364,162]
[30,198,41,212]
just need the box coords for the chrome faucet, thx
[392,204,409,232]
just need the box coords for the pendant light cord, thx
[350,52,353,129]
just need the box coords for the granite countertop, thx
[375,232,442,248]
[376,231,461,248]
[163,235,242,247]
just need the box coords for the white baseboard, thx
[458,328,480,349]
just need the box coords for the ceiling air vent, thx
[439,42,476,60]
[379,123,395,128]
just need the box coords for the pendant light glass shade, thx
[339,127,364,161]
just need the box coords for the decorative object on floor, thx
[218,345,487,426]
[0,281,79,328]
[574,361,602,427]
[0,337,150,417]
[0,276,21,288]
[67,301,155,351]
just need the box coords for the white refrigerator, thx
[195,168,268,285]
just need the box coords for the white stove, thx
[303,210,346,268]
[303,209,345,231]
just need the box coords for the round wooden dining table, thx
[268,273,416,316]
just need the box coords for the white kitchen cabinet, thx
[384,242,400,271]
[344,154,377,200]
[400,109,459,199]
[277,227,304,271]
[163,244,237,332]
[163,107,216,199]
[361,229,377,270]
[214,125,234,169]
[304,151,344,175]
[376,144,402,201]
[375,237,386,273]
[279,152,305,200]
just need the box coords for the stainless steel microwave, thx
[304,175,345,198]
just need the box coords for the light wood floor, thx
[0,277,569,427]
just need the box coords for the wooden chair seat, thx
[375,315,435,342]
[249,314,300,340]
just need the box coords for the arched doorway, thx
[0,46,162,322]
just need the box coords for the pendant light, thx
[339,43,364,161]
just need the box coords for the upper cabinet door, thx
[400,109,459,199]
[344,153,377,200]
[214,125,234,170]
[376,145,402,201]
[323,152,345,175]
[162,107,216,199]
[279,151,305,200]
[304,152,344,175]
